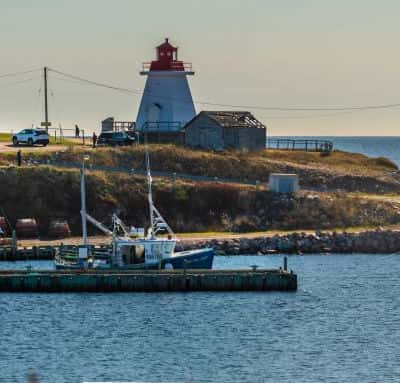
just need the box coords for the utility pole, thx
[42,67,51,132]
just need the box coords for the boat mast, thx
[144,129,175,239]
[145,142,155,239]
[80,156,89,247]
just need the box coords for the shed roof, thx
[201,111,266,129]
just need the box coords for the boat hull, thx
[55,248,214,270]
[161,248,214,270]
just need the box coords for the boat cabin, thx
[117,239,176,266]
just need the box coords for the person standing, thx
[92,132,98,148]
[17,150,22,166]
[75,124,80,138]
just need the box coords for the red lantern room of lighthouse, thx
[136,38,196,132]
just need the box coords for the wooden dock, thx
[0,245,111,261]
[0,269,297,292]
[0,246,55,261]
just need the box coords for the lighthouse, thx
[136,38,196,132]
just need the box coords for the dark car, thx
[97,131,135,146]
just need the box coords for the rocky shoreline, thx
[177,229,400,255]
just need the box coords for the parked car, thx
[12,128,49,146]
[97,131,135,146]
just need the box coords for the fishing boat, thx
[55,153,214,270]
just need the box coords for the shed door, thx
[278,178,294,193]
[199,131,207,147]
[200,128,220,149]
[148,103,161,126]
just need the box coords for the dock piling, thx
[0,269,297,293]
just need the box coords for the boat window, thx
[133,245,145,261]
[121,245,145,264]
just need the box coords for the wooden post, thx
[11,230,17,259]
[183,260,188,275]
[283,256,288,271]
[44,67,49,132]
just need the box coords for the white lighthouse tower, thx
[136,38,196,132]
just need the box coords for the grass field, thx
[57,144,398,177]
[0,133,11,142]
[0,131,77,146]
[0,141,397,176]
[0,165,398,235]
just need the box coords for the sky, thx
[1,0,400,136]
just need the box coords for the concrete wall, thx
[0,269,297,292]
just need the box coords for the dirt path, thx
[17,232,299,247]
[349,192,400,205]
[0,142,70,154]
[16,224,400,248]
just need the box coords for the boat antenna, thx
[80,155,90,247]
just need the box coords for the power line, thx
[0,77,39,88]
[49,68,139,95]
[259,109,374,121]
[48,67,400,113]
[0,68,41,80]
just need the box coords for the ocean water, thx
[1,255,399,383]
[270,136,400,166]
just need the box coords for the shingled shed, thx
[184,111,266,151]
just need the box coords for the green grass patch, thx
[0,133,11,142]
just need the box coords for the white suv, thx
[12,128,50,146]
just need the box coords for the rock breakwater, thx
[177,230,400,255]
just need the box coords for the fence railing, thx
[138,121,183,132]
[141,62,193,72]
[267,138,333,152]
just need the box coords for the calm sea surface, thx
[271,136,400,166]
[1,255,399,383]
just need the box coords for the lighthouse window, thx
[167,51,171,56]
[160,52,164,56]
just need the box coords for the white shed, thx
[269,174,299,193]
